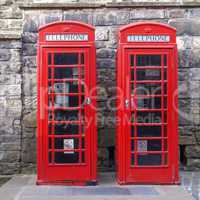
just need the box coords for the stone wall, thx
[0,0,200,174]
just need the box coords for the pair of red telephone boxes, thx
[37,21,179,185]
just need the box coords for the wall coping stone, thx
[19,2,200,9]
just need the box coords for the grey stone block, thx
[63,10,93,24]
[97,48,115,59]
[93,10,129,26]
[22,33,38,44]
[22,43,37,56]
[130,9,164,19]
[0,49,11,61]
[97,58,115,68]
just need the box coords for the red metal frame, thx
[37,21,97,185]
[116,22,179,184]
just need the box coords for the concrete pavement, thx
[0,172,195,200]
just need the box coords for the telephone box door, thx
[125,48,177,183]
[37,22,97,185]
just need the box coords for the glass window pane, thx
[48,152,52,163]
[48,68,51,79]
[136,69,161,81]
[81,53,84,64]
[82,152,85,163]
[136,111,162,123]
[54,152,79,163]
[136,55,161,66]
[48,53,52,65]
[130,55,134,66]
[49,82,79,94]
[147,139,162,151]
[54,67,79,79]
[49,95,79,107]
[54,53,78,65]
[48,124,79,135]
[131,69,134,80]
[131,154,135,166]
[137,126,162,137]
[136,83,162,95]
[49,110,79,121]
[131,140,134,151]
[137,97,161,109]
[137,154,162,166]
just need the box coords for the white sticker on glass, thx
[137,140,147,152]
[63,139,74,154]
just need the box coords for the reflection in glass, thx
[136,55,161,66]
[137,154,162,166]
[137,126,162,137]
[54,53,78,65]
[136,111,162,123]
[48,110,79,121]
[136,83,162,95]
[137,97,161,109]
[54,152,79,163]
[136,69,161,81]
[54,68,79,79]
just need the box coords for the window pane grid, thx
[47,52,86,164]
[130,53,168,167]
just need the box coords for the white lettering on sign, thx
[127,35,170,42]
[46,34,89,41]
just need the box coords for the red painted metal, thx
[37,21,97,185]
[116,22,179,184]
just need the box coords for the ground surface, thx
[0,172,197,200]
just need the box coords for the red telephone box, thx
[37,21,97,185]
[116,22,179,184]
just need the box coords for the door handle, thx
[125,99,129,108]
[85,97,91,105]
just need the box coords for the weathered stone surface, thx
[186,145,200,158]
[179,49,200,68]
[63,10,93,24]
[0,151,20,163]
[23,73,37,96]
[169,19,200,35]
[0,163,20,175]
[130,9,164,19]
[179,135,196,145]
[192,36,200,49]
[97,58,115,68]
[93,10,129,25]
[0,84,21,96]
[21,138,36,163]
[0,6,22,19]
[23,56,37,69]
[0,49,11,61]
[0,40,22,49]
[165,9,185,18]
[0,74,21,85]
[23,96,37,114]
[22,33,38,44]
[23,110,37,128]
[22,43,37,56]
[187,159,200,171]
[23,10,62,32]
[97,48,115,59]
